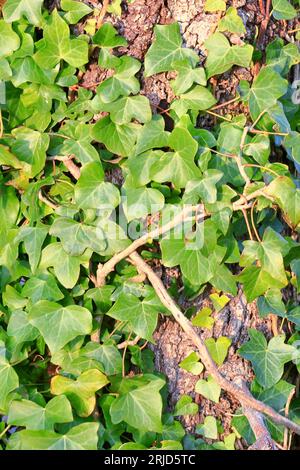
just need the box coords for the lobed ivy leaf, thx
[123,187,165,222]
[110,375,165,432]
[49,217,107,257]
[7,423,99,450]
[218,7,246,35]
[179,352,204,375]
[204,32,253,78]
[144,23,199,77]
[107,292,162,342]
[29,300,93,353]
[34,10,89,69]
[8,395,73,431]
[171,59,207,95]
[174,395,198,416]
[101,95,152,125]
[0,342,19,412]
[92,116,139,157]
[75,162,120,210]
[3,0,43,26]
[272,0,297,20]
[16,224,48,273]
[195,375,221,403]
[238,329,298,388]
[61,0,93,24]
[0,20,20,58]
[51,369,109,417]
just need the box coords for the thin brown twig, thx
[97,0,110,30]
[38,190,58,210]
[211,96,240,111]
[129,251,300,436]
[118,336,141,350]
[242,208,254,240]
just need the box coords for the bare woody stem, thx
[129,251,300,436]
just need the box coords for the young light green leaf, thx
[204,0,226,12]
[170,85,216,117]
[195,375,221,403]
[51,369,109,417]
[144,23,199,77]
[196,416,218,439]
[93,23,127,48]
[29,300,92,353]
[174,395,198,416]
[218,7,246,34]
[0,20,20,58]
[192,307,215,329]
[205,336,231,365]
[11,127,50,178]
[179,352,204,375]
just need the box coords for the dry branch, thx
[128,251,300,437]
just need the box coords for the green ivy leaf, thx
[16,225,48,273]
[238,329,297,388]
[92,116,139,157]
[0,20,20,58]
[192,307,215,329]
[61,0,93,24]
[170,85,216,117]
[218,7,246,35]
[11,127,50,178]
[144,23,199,77]
[49,217,107,256]
[3,0,43,25]
[7,423,99,450]
[107,292,161,342]
[7,310,39,344]
[272,0,297,20]
[174,395,198,416]
[134,115,170,156]
[205,32,253,78]
[249,67,288,121]
[110,375,165,432]
[196,416,218,439]
[96,56,141,103]
[151,127,200,188]
[123,187,165,222]
[8,396,73,430]
[243,134,270,165]
[75,162,120,210]
[205,336,231,365]
[195,375,221,403]
[22,274,64,303]
[179,352,204,375]
[0,342,19,412]
[34,10,88,69]
[93,23,127,48]
[101,95,152,125]
[51,369,109,417]
[29,300,93,353]
[204,0,226,12]
[171,59,207,95]
[265,176,300,229]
